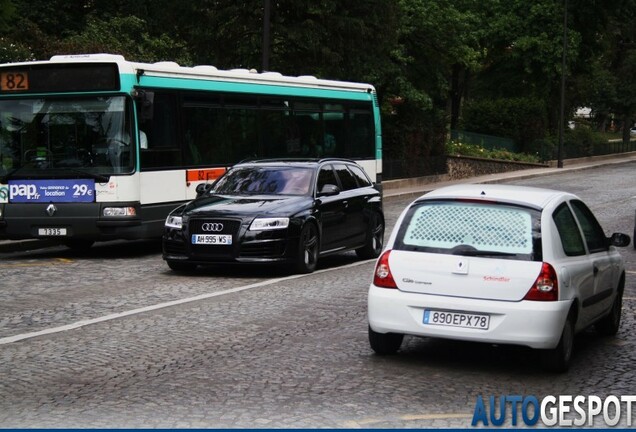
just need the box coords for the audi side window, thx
[552,203,586,256]
[317,165,338,191]
[570,200,608,253]
[348,164,372,187]
[333,163,358,191]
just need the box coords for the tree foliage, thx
[0,0,16,32]
[462,97,548,152]
[0,0,634,169]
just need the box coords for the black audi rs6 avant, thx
[162,158,384,274]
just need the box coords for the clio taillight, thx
[524,262,558,301]
[373,250,398,289]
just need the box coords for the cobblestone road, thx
[0,162,635,428]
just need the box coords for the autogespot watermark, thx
[471,395,636,427]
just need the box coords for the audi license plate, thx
[423,309,490,330]
[191,234,232,245]
[37,228,67,236]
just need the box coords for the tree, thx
[59,16,192,65]
[465,0,580,133]
[0,37,34,63]
[0,0,16,32]
[0,0,34,62]
[379,0,485,174]
[600,0,636,144]
[1,0,633,173]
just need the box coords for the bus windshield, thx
[0,96,134,179]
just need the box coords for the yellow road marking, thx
[0,258,73,268]
[341,412,472,428]
[401,413,473,421]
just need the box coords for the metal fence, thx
[557,139,636,160]
[450,130,519,152]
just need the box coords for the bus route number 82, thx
[1,72,29,91]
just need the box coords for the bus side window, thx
[182,99,222,166]
[323,132,336,156]
[139,92,181,169]
[259,98,289,158]
[323,105,344,157]
[348,110,374,158]
[295,112,321,157]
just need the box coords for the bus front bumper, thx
[0,202,161,241]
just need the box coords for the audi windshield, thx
[212,166,315,196]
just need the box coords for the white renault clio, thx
[368,184,630,372]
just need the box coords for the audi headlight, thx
[165,215,183,229]
[249,217,289,231]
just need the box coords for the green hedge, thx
[446,140,541,163]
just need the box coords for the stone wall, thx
[446,155,548,180]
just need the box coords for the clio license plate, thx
[423,309,490,330]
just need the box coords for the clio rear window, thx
[394,200,542,261]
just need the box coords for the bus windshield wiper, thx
[66,168,110,183]
[0,166,29,184]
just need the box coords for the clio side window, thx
[553,203,586,256]
[570,200,608,253]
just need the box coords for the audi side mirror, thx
[195,183,214,198]
[318,184,340,197]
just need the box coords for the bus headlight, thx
[165,215,183,230]
[103,207,137,217]
[249,217,289,231]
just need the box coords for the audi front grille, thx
[189,218,242,258]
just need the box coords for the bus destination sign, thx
[0,63,120,93]
[0,71,29,92]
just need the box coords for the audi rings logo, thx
[201,222,224,232]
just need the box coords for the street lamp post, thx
[557,0,568,168]
[262,0,271,72]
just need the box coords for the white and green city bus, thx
[0,54,382,248]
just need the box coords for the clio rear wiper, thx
[457,249,516,257]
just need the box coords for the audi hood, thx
[181,194,313,218]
